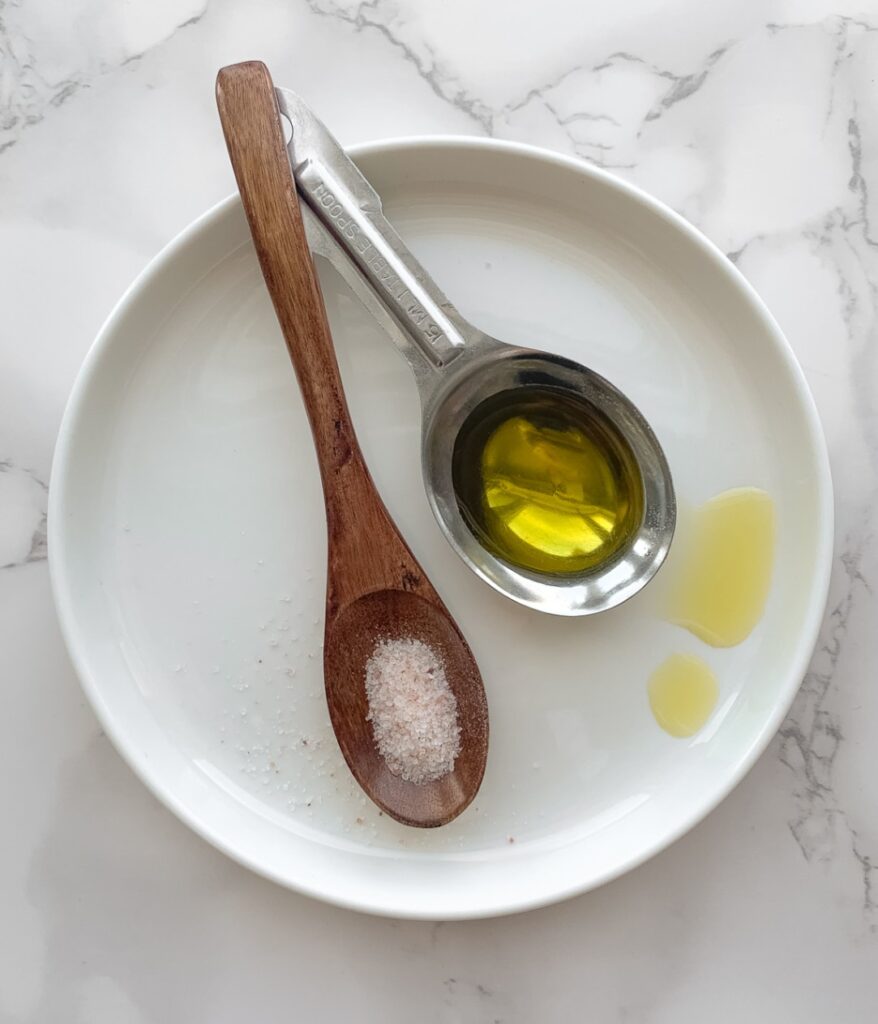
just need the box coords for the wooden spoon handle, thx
[216,61,363,490]
[217,61,425,613]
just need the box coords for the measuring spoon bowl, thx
[421,340,675,615]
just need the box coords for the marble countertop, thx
[2,1,876,1019]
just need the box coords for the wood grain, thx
[216,61,488,827]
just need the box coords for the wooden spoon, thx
[216,61,488,827]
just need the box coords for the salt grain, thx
[364,637,460,785]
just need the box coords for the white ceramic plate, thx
[50,138,832,919]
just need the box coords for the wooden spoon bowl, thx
[216,60,488,827]
[325,590,488,827]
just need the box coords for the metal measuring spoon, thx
[277,89,675,616]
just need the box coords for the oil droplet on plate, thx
[668,487,775,647]
[648,653,718,738]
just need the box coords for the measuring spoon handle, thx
[275,87,472,371]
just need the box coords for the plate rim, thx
[48,134,834,919]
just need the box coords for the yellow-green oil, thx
[648,653,718,737]
[451,387,644,575]
[668,487,775,647]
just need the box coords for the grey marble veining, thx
[0,461,47,568]
[2,1,877,1020]
[0,0,210,154]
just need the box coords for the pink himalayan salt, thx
[364,637,461,785]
